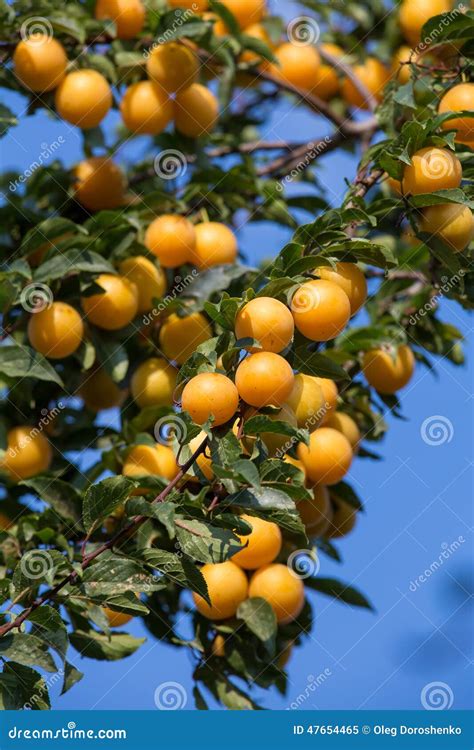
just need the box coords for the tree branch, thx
[319,47,379,114]
[0,436,209,638]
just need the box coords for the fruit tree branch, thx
[0,436,209,638]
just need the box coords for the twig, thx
[257,131,346,177]
[319,47,379,114]
[0,436,209,637]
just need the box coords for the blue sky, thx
[1,1,473,713]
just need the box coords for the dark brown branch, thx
[257,131,346,177]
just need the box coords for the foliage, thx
[0,0,473,710]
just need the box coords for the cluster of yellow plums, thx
[13,31,217,137]
[387,143,474,253]
[1,253,416,642]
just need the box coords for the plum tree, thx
[244,403,298,456]
[13,34,67,92]
[81,274,138,330]
[27,302,84,359]
[181,373,239,426]
[55,69,112,129]
[234,297,294,353]
[232,514,282,569]
[1,0,473,713]
[248,563,305,625]
[235,352,294,407]
[130,358,178,408]
[159,312,213,364]
[193,561,249,619]
[362,345,415,394]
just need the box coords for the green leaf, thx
[61,662,84,695]
[143,549,209,603]
[216,676,261,710]
[33,249,115,283]
[19,218,84,255]
[20,477,83,529]
[83,476,136,533]
[69,631,145,660]
[0,103,18,137]
[0,633,56,672]
[0,662,50,710]
[82,553,160,596]
[243,415,302,442]
[226,488,306,538]
[89,332,129,383]
[237,597,277,653]
[293,348,350,381]
[175,518,242,564]
[125,498,176,538]
[410,188,474,209]
[0,346,63,386]
[305,577,374,610]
